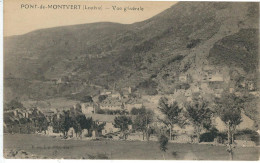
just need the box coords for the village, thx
[4,64,259,149]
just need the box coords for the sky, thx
[4,0,177,36]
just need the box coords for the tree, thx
[37,116,49,133]
[159,134,168,160]
[92,122,106,137]
[133,107,154,141]
[113,115,132,140]
[158,97,184,140]
[215,93,243,160]
[130,107,146,115]
[6,98,24,110]
[81,96,93,103]
[76,115,93,135]
[185,99,212,143]
[72,120,81,137]
[60,110,72,138]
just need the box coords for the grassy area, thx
[4,134,259,160]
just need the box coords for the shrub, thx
[168,55,185,64]
[200,128,227,143]
[159,135,168,152]
[150,74,157,79]
[200,132,216,142]
[186,39,201,49]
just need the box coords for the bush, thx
[5,98,24,110]
[200,128,226,143]
[150,74,157,79]
[168,55,185,64]
[176,83,190,90]
[186,39,201,49]
[159,135,168,152]
[200,132,216,142]
[80,96,93,103]
[96,109,129,115]
[130,107,146,115]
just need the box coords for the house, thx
[247,81,255,91]
[68,127,76,138]
[184,89,192,97]
[123,97,143,111]
[179,74,187,82]
[99,98,124,110]
[85,114,132,136]
[46,126,54,135]
[111,92,121,99]
[82,129,89,137]
[249,91,259,97]
[208,73,224,82]
[120,87,132,98]
[213,111,255,132]
[208,81,225,90]
[81,103,95,114]
[229,87,235,93]
[55,76,70,84]
[100,90,112,95]
[124,103,143,112]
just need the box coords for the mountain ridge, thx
[4,2,259,102]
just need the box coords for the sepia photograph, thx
[2,0,260,160]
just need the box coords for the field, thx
[3,134,259,160]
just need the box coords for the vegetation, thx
[98,95,108,102]
[113,115,132,140]
[200,127,221,142]
[96,109,129,115]
[186,39,201,49]
[4,108,48,134]
[159,134,168,160]
[137,79,158,95]
[215,93,244,160]
[52,110,95,138]
[185,99,213,143]
[215,93,243,144]
[80,96,93,103]
[158,97,184,140]
[130,107,146,115]
[5,98,24,110]
[133,107,154,141]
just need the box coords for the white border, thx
[0,0,259,163]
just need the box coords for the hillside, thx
[4,2,259,101]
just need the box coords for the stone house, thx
[81,103,95,114]
[213,111,255,132]
[46,126,54,135]
[86,114,132,136]
[99,98,124,110]
[68,127,76,138]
